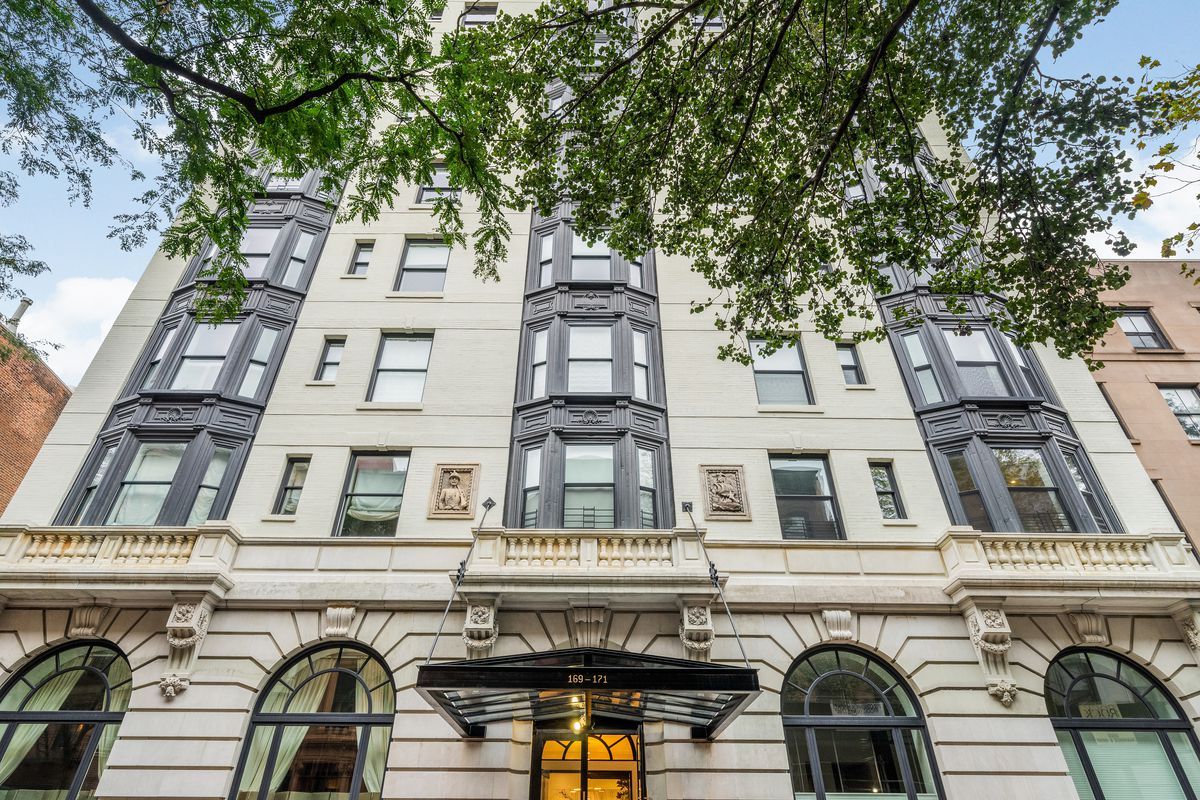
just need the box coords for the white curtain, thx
[0,669,86,781]
[345,495,401,523]
[360,725,389,797]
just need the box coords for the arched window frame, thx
[1046,647,1200,800]
[0,641,132,800]
[781,645,945,800]
[229,643,396,800]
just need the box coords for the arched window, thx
[1046,649,1200,800]
[230,644,395,800]
[782,646,942,799]
[0,641,131,798]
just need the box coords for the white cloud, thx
[1092,135,1200,258]
[16,276,136,387]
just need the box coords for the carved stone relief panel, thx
[700,465,751,520]
[428,463,480,519]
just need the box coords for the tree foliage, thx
[0,0,1192,360]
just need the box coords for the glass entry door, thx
[533,723,644,800]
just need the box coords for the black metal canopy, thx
[416,647,760,741]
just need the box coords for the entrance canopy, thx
[416,647,760,741]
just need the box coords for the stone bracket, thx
[1069,612,1109,645]
[820,609,855,642]
[463,601,500,658]
[963,603,1016,707]
[322,605,358,639]
[68,604,110,639]
[568,603,611,650]
[160,595,214,698]
[1173,604,1200,654]
[678,600,715,661]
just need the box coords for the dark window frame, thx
[940,325,1012,398]
[751,338,814,406]
[1117,308,1171,350]
[333,451,411,537]
[273,456,312,515]
[416,163,461,203]
[837,343,865,385]
[568,228,613,282]
[395,239,451,293]
[561,439,618,530]
[769,454,844,540]
[316,337,346,381]
[566,323,614,395]
[1159,385,1200,440]
[366,333,433,403]
[235,322,285,400]
[348,241,374,275]
[869,461,906,520]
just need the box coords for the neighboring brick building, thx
[0,300,71,513]
[1092,258,1200,543]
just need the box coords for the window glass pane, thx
[565,445,614,483]
[185,324,239,357]
[533,330,548,362]
[994,449,1053,487]
[915,368,943,404]
[0,722,99,793]
[1056,731,1098,800]
[1168,731,1200,791]
[171,359,225,390]
[942,328,998,362]
[633,331,648,364]
[569,361,611,393]
[563,487,614,528]
[813,728,909,797]
[629,260,644,288]
[750,340,803,371]
[1080,730,1188,800]
[808,673,890,716]
[569,327,611,358]
[532,364,547,397]
[259,724,364,799]
[524,448,542,488]
[405,243,450,269]
[250,328,279,363]
[957,364,1008,396]
[378,337,432,369]
[638,448,655,488]
[1162,387,1200,413]
[238,363,266,398]
[187,447,232,525]
[107,442,186,525]
[370,371,427,403]
[398,269,448,292]
[349,242,373,274]
[946,452,977,492]
[341,455,407,537]
[281,232,315,286]
[771,457,832,496]
[903,729,940,800]
[634,367,648,399]
[754,373,810,404]
[785,728,817,799]
[572,231,608,257]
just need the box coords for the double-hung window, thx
[140,326,177,390]
[1004,334,1043,396]
[1160,386,1200,439]
[770,455,841,539]
[567,326,612,393]
[945,451,991,531]
[570,232,611,280]
[274,457,311,515]
[187,446,233,525]
[237,327,281,398]
[901,331,942,404]
[1118,310,1169,350]
[369,335,432,402]
[520,447,541,528]
[869,462,905,519]
[992,448,1073,533]
[396,241,450,292]
[417,165,459,203]
[536,233,554,287]
[73,445,116,523]
[337,453,409,536]
[280,231,316,288]
[563,444,615,529]
[750,339,812,405]
[236,228,281,279]
[106,442,187,525]
[530,329,549,398]
[629,256,645,289]
[348,242,373,275]
[460,2,497,26]
[637,448,657,528]
[1062,450,1111,532]
[171,323,239,390]
[632,330,651,400]
[942,328,1009,396]
[837,343,865,385]
[316,338,345,381]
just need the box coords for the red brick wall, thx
[0,332,71,513]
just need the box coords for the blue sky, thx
[2,0,1198,384]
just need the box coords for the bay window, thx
[992,448,1073,533]
[563,444,615,529]
[106,442,187,525]
[942,328,1009,396]
[170,323,239,390]
[568,326,613,393]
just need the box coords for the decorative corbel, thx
[963,604,1017,707]
[1173,605,1200,654]
[568,604,611,649]
[462,601,499,658]
[1069,612,1109,645]
[678,601,715,661]
[68,605,109,638]
[820,609,855,642]
[322,605,358,639]
[160,597,214,698]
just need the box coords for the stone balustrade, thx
[940,527,1200,579]
[0,523,240,572]
[500,532,675,568]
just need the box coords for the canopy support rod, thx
[684,502,751,669]
[426,497,496,665]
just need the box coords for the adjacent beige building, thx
[0,59,1198,800]
[1092,258,1200,545]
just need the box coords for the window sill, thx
[1190,440,1200,446]
[1133,348,1185,355]
[356,402,423,411]
[385,292,444,300]
[844,385,876,391]
[757,404,824,414]
[306,380,336,387]
[340,274,368,280]
[881,519,918,527]
[261,514,297,523]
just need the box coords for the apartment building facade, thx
[1091,258,1200,545]
[1,92,1199,800]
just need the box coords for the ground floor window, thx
[0,642,131,800]
[532,720,644,800]
[230,644,395,800]
[782,646,942,800]
[1047,648,1200,800]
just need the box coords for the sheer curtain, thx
[0,669,86,781]
[360,725,389,797]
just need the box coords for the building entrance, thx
[532,722,644,800]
